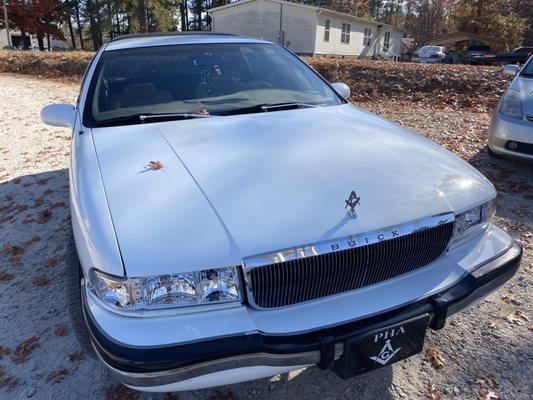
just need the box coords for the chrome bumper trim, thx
[96,344,344,387]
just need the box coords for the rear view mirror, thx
[503,64,519,76]
[331,82,351,100]
[41,104,76,128]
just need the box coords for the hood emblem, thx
[345,191,361,217]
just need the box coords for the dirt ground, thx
[0,73,531,400]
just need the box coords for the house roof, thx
[208,0,403,31]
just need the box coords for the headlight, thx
[499,89,523,119]
[451,200,495,247]
[89,267,241,312]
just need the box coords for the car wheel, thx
[487,146,501,158]
[66,233,96,358]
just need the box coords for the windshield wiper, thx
[219,102,316,116]
[94,112,211,127]
[139,112,212,123]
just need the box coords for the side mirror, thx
[331,82,351,100]
[503,64,519,76]
[41,104,76,128]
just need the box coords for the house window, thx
[363,28,371,46]
[383,31,391,51]
[324,20,330,42]
[341,23,350,44]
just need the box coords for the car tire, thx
[66,234,96,358]
[487,146,501,158]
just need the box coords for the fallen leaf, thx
[163,394,180,400]
[424,348,446,370]
[147,161,164,170]
[24,235,41,246]
[486,321,501,331]
[11,336,39,363]
[208,391,237,400]
[0,376,19,388]
[44,255,65,267]
[477,389,501,400]
[0,271,15,281]
[0,346,10,359]
[47,368,68,384]
[423,384,442,400]
[54,324,68,336]
[501,295,521,306]
[32,275,50,287]
[106,384,140,400]
[194,108,210,116]
[36,209,52,223]
[476,373,498,389]
[1,244,24,256]
[506,311,530,325]
[68,351,84,362]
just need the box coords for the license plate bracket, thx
[333,314,429,378]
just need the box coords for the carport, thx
[422,31,507,50]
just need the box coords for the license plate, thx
[333,314,429,378]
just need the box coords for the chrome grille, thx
[247,222,454,309]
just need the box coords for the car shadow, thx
[211,364,396,400]
[468,145,533,226]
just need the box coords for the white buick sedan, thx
[41,33,522,392]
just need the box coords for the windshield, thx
[84,43,344,126]
[522,57,533,76]
[417,46,442,52]
[467,46,490,52]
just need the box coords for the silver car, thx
[40,33,522,392]
[411,46,446,63]
[488,57,533,161]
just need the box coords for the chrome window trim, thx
[242,212,455,309]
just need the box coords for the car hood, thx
[511,75,533,115]
[91,104,495,276]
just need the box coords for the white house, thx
[0,28,69,50]
[208,0,403,58]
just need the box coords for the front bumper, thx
[412,58,442,63]
[488,111,533,161]
[82,239,522,391]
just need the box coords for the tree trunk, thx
[37,35,44,51]
[86,0,101,50]
[74,0,85,50]
[21,30,29,50]
[183,0,189,30]
[96,12,104,45]
[46,33,51,51]
[67,14,77,49]
[180,2,187,31]
[106,0,114,39]
[139,0,148,33]
[115,12,121,36]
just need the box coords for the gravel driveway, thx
[0,73,531,400]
